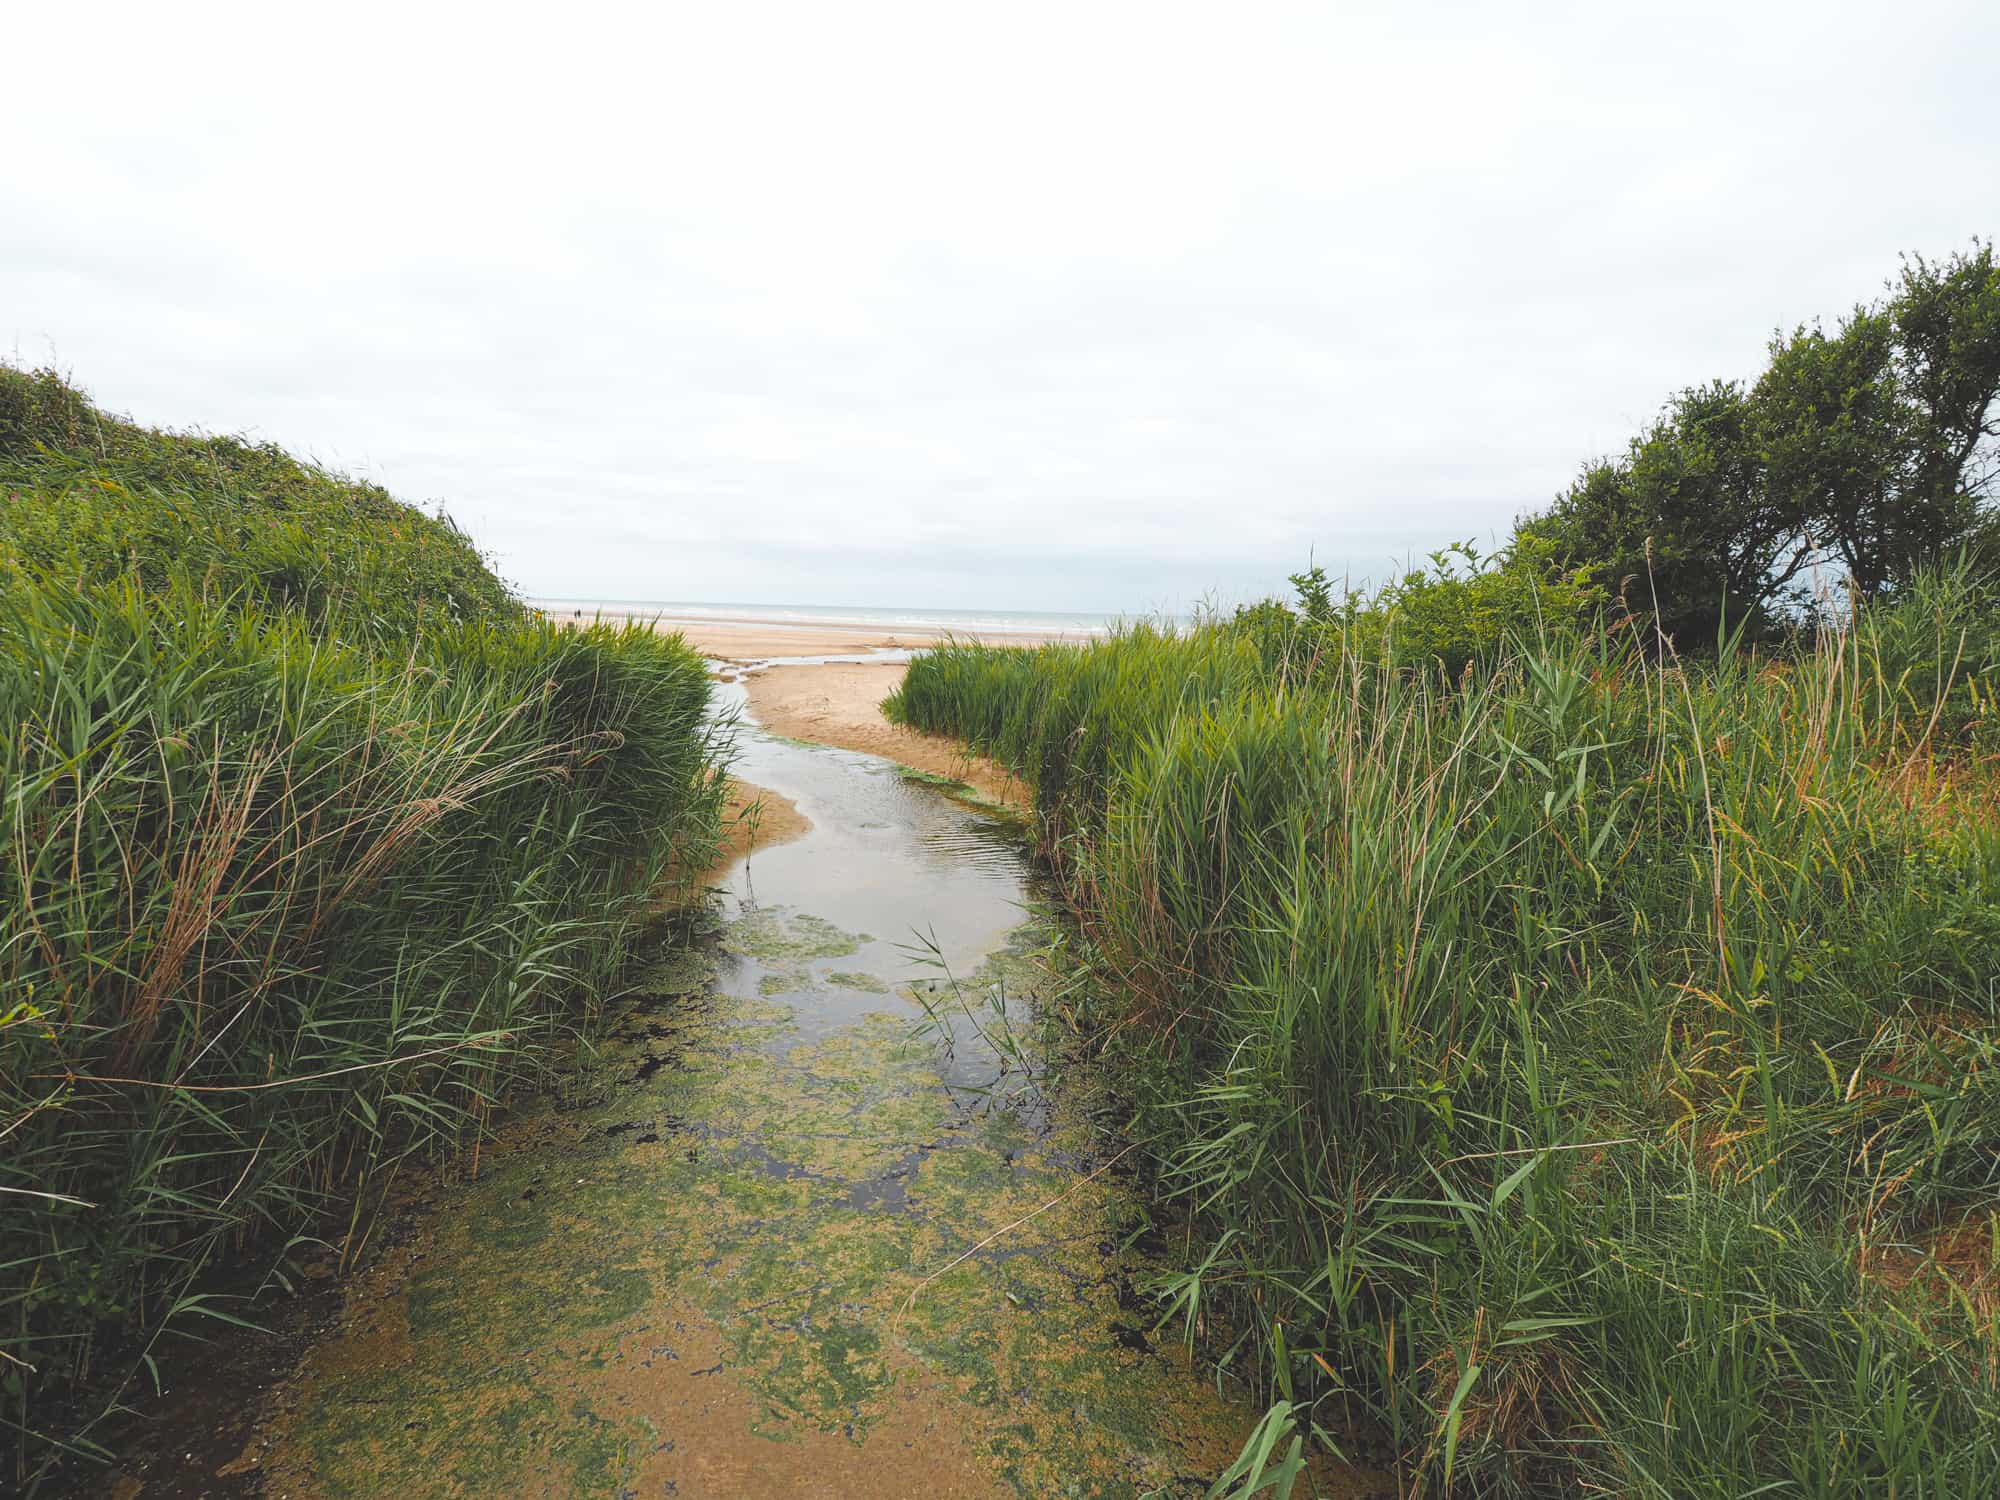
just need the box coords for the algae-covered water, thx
[216,687,1358,1498]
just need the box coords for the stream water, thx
[209,679,1357,1498]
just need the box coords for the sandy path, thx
[737,660,1030,811]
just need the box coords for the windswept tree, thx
[1524,242,2000,645]
[1531,379,1806,645]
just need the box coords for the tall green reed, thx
[889,593,2000,1495]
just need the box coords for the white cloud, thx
[8,0,1993,612]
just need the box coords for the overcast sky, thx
[8,1,1995,615]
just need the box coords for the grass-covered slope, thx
[0,365,515,632]
[887,602,2000,1496]
[0,368,728,1478]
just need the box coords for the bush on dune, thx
[0,367,728,1479]
[1519,242,2000,648]
[1232,534,1608,686]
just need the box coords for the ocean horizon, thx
[526,597,1190,636]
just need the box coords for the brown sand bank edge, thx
[739,661,1031,813]
[705,777,810,880]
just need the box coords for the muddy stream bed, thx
[114,674,1374,1499]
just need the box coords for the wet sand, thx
[709,777,811,877]
[737,662,1029,810]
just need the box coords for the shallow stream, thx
[229,678,1343,1498]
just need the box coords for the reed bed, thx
[0,368,729,1482]
[888,592,2000,1496]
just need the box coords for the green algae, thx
[299,1371,640,1499]
[725,907,859,962]
[893,765,972,793]
[628,943,716,999]
[253,904,1355,1499]
[470,1192,550,1252]
[826,969,891,993]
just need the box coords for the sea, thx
[526,599,1145,637]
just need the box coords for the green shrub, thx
[1517,243,2000,644]
[1233,535,1607,685]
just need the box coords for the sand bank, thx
[739,660,1031,810]
[707,777,810,877]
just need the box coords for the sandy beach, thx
[537,603,1089,665]
[545,606,1039,812]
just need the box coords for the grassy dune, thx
[888,591,2000,1495]
[0,369,729,1480]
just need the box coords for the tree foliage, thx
[1524,242,2000,646]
